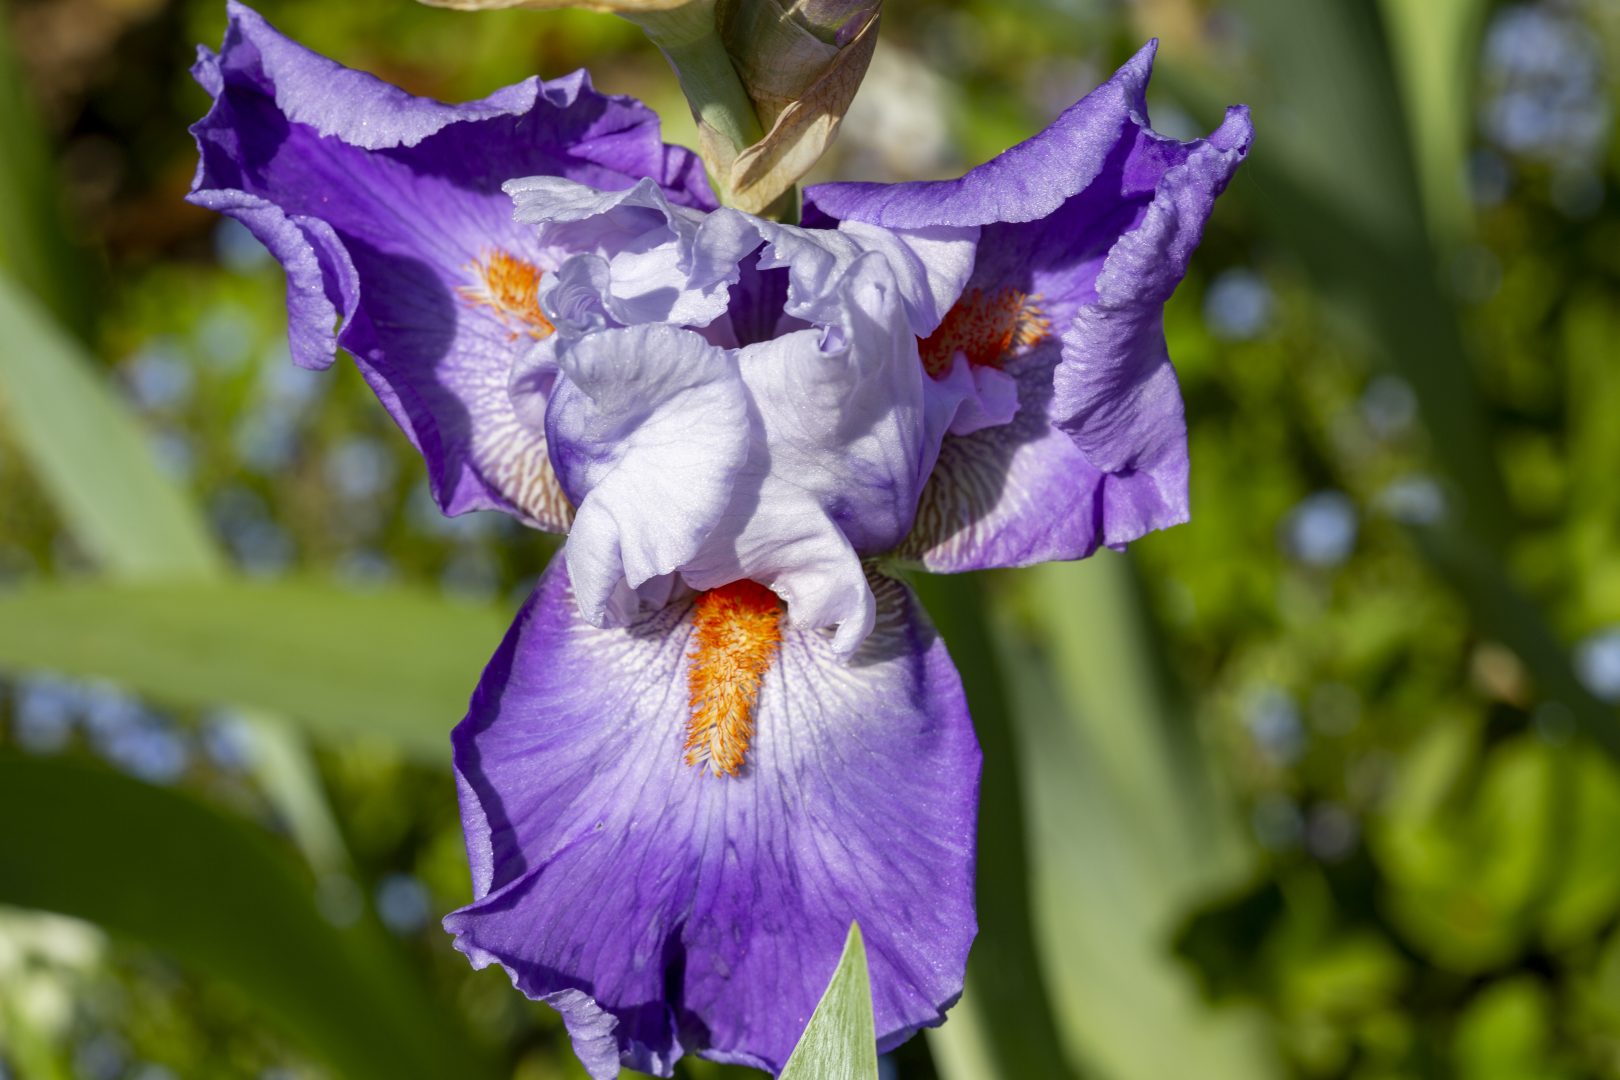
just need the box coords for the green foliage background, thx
[1,0,1618,1077]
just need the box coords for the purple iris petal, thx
[808,41,1252,570]
[187,2,712,532]
[1053,120,1251,544]
[517,185,971,654]
[445,564,979,1077]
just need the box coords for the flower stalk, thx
[628,0,764,188]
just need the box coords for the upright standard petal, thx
[530,195,955,654]
[543,323,750,626]
[1052,126,1250,543]
[807,43,1252,571]
[445,563,979,1077]
[187,2,713,531]
[506,176,752,328]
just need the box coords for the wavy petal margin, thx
[808,44,1252,569]
[445,563,979,1076]
[188,2,713,531]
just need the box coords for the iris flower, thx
[189,5,1249,1075]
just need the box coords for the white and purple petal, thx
[806,43,1252,570]
[506,176,753,328]
[445,564,979,1077]
[900,346,1104,569]
[533,203,946,654]
[542,323,751,626]
[187,2,713,532]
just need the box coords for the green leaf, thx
[909,572,1080,1080]
[998,556,1283,1080]
[0,274,224,579]
[1377,0,1491,244]
[0,17,95,332]
[917,563,1279,1079]
[0,578,510,761]
[779,922,879,1080]
[0,754,496,1080]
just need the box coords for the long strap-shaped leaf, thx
[0,269,353,871]
[0,276,223,578]
[0,755,496,1080]
[0,579,508,762]
[779,922,879,1080]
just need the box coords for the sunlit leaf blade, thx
[779,922,879,1080]
[910,572,1079,1080]
[0,274,223,579]
[0,579,509,761]
[0,755,496,1080]
[1377,0,1491,243]
[1002,556,1282,1080]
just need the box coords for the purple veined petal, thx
[1053,123,1250,547]
[187,2,713,533]
[542,323,751,627]
[445,563,979,1078]
[806,44,1252,570]
[901,345,1105,571]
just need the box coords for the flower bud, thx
[417,0,881,215]
[714,0,880,213]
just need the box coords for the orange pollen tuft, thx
[917,287,1051,377]
[684,580,784,778]
[458,249,555,339]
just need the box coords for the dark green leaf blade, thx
[0,755,495,1080]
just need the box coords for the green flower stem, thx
[631,1,763,201]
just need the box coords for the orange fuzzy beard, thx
[458,249,555,339]
[684,580,784,778]
[917,287,1050,376]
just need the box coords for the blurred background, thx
[1,0,1618,1077]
